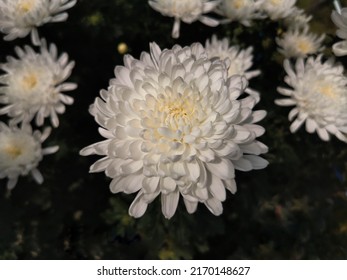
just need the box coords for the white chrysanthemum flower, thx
[148,0,220,38]
[283,7,312,29]
[276,56,347,142]
[276,26,325,58]
[260,0,296,20]
[205,35,261,102]
[0,40,77,127]
[0,0,77,45]
[80,42,268,219]
[215,0,265,26]
[0,122,59,190]
[205,35,260,80]
[331,8,347,56]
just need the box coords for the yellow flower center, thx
[270,0,281,6]
[22,73,38,90]
[17,0,37,13]
[297,39,314,54]
[162,101,193,124]
[233,0,245,9]
[156,94,196,130]
[4,145,22,159]
[317,84,336,99]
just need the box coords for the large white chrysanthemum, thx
[0,0,77,45]
[276,56,347,142]
[0,40,77,127]
[331,8,347,56]
[260,0,296,21]
[148,0,220,38]
[276,26,325,58]
[215,0,264,26]
[0,122,58,190]
[80,42,268,219]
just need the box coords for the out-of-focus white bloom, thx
[276,56,347,142]
[148,0,220,38]
[215,0,264,26]
[80,42,268,219]
[283,7,312,29]
[331,8,347,56]
[205,35,261,102]
[276,27,325,58]
[0,122,59,190]
[205,35,260,80]
[0,40,77,127]
[260,0,296,20]
[0,0,77,45]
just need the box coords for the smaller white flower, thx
[331,8,347,56]
[283,7,312,29]
[205,35,261,101]
[215,0,265,26]
[0,122,59,190]
[0,0,77,45]
[148,0,220,38]
[276,26,325,58]
[260,0,296,21]
[276,56,347,142]
[0,40,77,127]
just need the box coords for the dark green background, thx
[0,0,347,259]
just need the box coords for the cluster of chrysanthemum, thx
[79,0,347,219]
[0,0,77,190]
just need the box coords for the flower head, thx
[0,40,77,127]
[80,42,268,219]
[276,26,325,58]
[260,0,296,21]
[205,35,261,102]
[0,0,77,45]
[205,35,260,80]
[215,0,264,26]
[0,122,59,190]
[148,0,220,38]
[283,7,312,29]
[331,8,347,56]
[276,56,347,142]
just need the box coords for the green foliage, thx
[0,0,347,259]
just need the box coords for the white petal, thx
[224,179,237,194]
[161,191,180,219]
[110,174,143,194]
[244,155,269,170]
[7,177,18,190]
[290,117,306,133]
[142,176,160,194]
[183,198,198,214]
[31,169,43,184]
[42,146,59,155]
[305,118,317,133]
[206,158,235,180]
[275,98,296,106]
[89,157,112,173]
[317,128,330,141]
[209,175,226,201]
[160,177,177,193]
[129,192,148,218]
[204,197,223,216]
[172,18,180,39]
